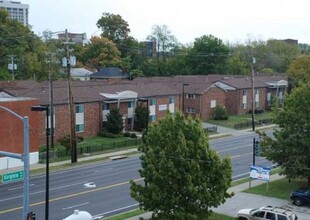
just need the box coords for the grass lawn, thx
[105,210,235,220]
[243,178,308,200]
[206,111,272,128]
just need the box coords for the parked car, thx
[290,189,310,206]
[236,206,298,220]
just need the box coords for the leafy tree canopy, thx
[96,12,130,43]
[80,36,121,69]
[287,56,310,87]
[130,112,232,219]
[186,35,230,74]
[106,108,124,134]
[258,83,310,187]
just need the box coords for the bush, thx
[77,136,84,143]
[98,131,123,138]
[130,133,137,138]
[123,132,131,137]
[214,105,229,120]
[58,134,71,151]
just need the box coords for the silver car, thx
[236,206,298,220]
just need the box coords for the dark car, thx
[290,189,310,206]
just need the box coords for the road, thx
[0,133,274,219]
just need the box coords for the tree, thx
[287,56,310,87]
[147,25,178,61]
[186,35,230,74]
[96,12,130,44]
[106,108,123,134]
[130,112,232,219]
[80,36,121,69]
[134,104,148,131]
[258,83,310,187]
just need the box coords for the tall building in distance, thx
[0,0,29,26]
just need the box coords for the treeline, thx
[1,10,310,81]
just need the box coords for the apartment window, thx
[75,104,84,113]
[211,100,216,108]
[127,118,132,125]
[255,89,260,108]
[150,98,156,106]
[149,115,157,122]
[186,107,195,113]
[279,91,284,105]
[187,94,196,99]
[242,90,247,109]
[169,96,175,104]
[103,103,110,110]
[128,101,133,108]
[75,124,84,133]
[267,92,271,106]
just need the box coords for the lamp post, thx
[182,83,189,114]
[31,106,49,220]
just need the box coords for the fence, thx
[234,118,273,130]
[39,138,142,161]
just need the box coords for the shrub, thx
[58,134,71,151]
[99,131,123,138]
[124,132,131,137]
[130,133,137,138]
[214,105,229,120]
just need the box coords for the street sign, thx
[2,170,24,183]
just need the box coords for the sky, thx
[22,0,310,45]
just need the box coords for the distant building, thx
[142,41,157,57]
[0,0,29,26]
[281,39,298,45]
[58,32,87,45]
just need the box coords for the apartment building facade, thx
[0,0,29,26]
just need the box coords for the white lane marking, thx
[233,172,249,179]
[93,168,113,173]
[92,203,139,218]
[62,202,89,210]
[84,182,96,188]
[8,184,34,191]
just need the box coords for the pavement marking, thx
[62,202,89,210]
[93,203,139,218]
[230,152,252,158]
[93,168,113,173]
[8,184,34,191]
[0,178,144,215]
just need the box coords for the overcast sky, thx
[23,0,310,44]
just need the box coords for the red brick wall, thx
[225,91,240,115]
[201,87,226,120]
[0,99,40,154]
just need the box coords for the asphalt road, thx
[0,133,274,219]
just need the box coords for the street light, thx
[182,83,189,114]
[31,105,49,220]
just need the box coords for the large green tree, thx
[0,9,48,80]
[130,112,232,219]
[106,108,123,134]
[287,56,310,87]
[186,35,230,74]
[96,12,130,44]
[80,36,121,69]
[259,83,310,187]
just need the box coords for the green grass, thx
[243,178,308,200]
[105,210,235,220]
[206,111,272,128]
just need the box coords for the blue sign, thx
[250,166,271,181]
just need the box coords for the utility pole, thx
[8,55,17,80]
[251,56,256,131]
[64,29,77,163]
[47,53,55,150]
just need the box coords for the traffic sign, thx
[2,170,24,183]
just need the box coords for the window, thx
[128,101,133,108]
[266,212,276,220]
[149,115,156,122]
[267,92,271,106]
[242,90,247,109]
[150,99,156,106]
[211,100,216,108]
[187,94,195,99]
[255,89,260,108]
[169,97,175,104]
[186,108,195,113]
[253,211,265,218]
[103,103,109,110]
[277,214,287,220]
[75,104,84,113]
[127,118,132,125]
[75,124,84,133]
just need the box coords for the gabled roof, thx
[90,67,129,79]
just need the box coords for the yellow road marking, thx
[0,178,143,214]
